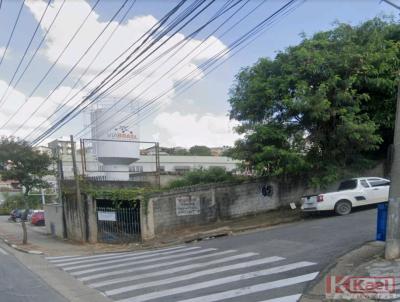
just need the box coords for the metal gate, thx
[96,204,141,243]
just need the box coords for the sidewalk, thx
[0,207,303,256]
[300,240,398,301]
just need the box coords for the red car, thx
[31,211,45,226]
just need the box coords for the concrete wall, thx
[44,204,64,238]
[143,179,278,238]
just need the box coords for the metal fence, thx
[96,206,141,243]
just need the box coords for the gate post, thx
[140,198,155,241]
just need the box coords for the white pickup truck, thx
[301,177,390,215]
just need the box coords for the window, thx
[174,166,191,173]
[129,166,143,173]
[338,179,357,191]
[368,179,390,187]
[360,180,370,188]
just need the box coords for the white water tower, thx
[90,100,140,181]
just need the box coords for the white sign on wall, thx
[98,211,116,221]
[176,196,201,216]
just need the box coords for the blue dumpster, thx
[376,202,388,241]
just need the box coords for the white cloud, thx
[0,80,85,139]
[0,47,10,60]
[153,111,240,148]
[25,0,228,106]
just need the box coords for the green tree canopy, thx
[0,137,54,195]
[189,145,212,156]
[228,18,400,185]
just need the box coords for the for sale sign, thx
[326,276,396,300]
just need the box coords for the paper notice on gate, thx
[98,211,116,221]
[176,196,201,216]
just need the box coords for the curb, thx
[300,240,384,302]
[0,236,43,255]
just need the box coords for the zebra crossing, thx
[45,245,319,302]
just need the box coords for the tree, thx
[189,145,212,156]
[0,137,53,244]
[228,18,400,186]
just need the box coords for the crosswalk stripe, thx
[70,248,218,276]
[89,252,258,288]
[78,250,237,282]
[49,245,186,264]
[106,256,287,296]
[46,255,80,260]
[256,294,302,302]
[0,247,8,255]
[57,246,193,267]
[173,274,318,302]
[62,247,201,270]
[115,264,318,302]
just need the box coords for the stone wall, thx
[44,204,64,238]
[143,179,278,238]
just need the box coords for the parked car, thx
[8,209,26,222]
[28,210,41,222]
[301,177,390,215]
[31,211,45,226]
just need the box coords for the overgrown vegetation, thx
[167,167,241,189]
[228,18,400,186]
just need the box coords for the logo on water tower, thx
[107,125,137,141]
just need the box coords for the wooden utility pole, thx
[385,82,400,259]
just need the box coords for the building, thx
[131,155,239,174]
[0,179,22,205]
[48,140,241,182]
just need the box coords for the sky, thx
[0,0,398,148]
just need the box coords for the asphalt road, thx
[46,207,377,302]
[0,241,67,302]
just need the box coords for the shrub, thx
[167,167,240,189]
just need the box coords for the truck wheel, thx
[335,200,352,215]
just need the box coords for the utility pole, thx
[70,135,81,205]
[155,142,161,189]
[70,135,86,241]
[385,82,400,259]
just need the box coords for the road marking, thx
[62,247,201,270]
[106,256,286,296]
[256,294,302,302]
[0,247,8,255]
[115,264,317,302]
[89,252,259,288]
[46,255,80,260]
[79,250,237,282]
[173,274,318,302]
[70,248,217,276]
[49,245,186,263]
[56,246,190,266]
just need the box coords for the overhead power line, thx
[0,0,101,130]
[85,0,304,141]
[23,0,138,141]
[0,0,67,110]
[33,0,303,145]
[24,0,190,141]
[0,0,52,109]
[75,0,248,138]
[10,0,131,136]
[30,0,215,144]
[0,0,25,67]
[129,0,306,131]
